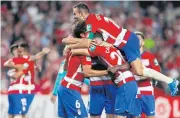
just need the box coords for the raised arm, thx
[30,48,51,61]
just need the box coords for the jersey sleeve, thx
[86,14,99,33]
[88,45,104,57]
[150,54,161,72]
[80,56,92,66]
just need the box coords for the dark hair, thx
[10,39,29,53]
[74,3,89,13]
[134,31,145,40]
[94,32,103,39]
[73,21,86,38]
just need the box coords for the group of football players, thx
[50,3,178,118]
[4,2,178,118]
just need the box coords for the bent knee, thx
[130,59,144,76]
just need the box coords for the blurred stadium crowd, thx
[1,1,180,95]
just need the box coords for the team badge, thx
[154,58,159,66]
[86,24,92,32]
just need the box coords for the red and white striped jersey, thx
[90,57,113,86]
[61,53,92,92]
[8,56,36,94]
[135,51,161,97]
[88,45,135,85]
[86,13,131,48]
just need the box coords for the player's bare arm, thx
[108,62,130,74]
[64,38,92,49]
[30,47,51,61]
[71,48,90,56]
[82,65,108,77]
[9,70,24,80]
[4,59,27,71]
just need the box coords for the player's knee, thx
[90,116,101,118]
[131,66,143,76]
[147,116,155,118]
[106,114,115,118]
[131,60,144,76]
[133,116,141,118]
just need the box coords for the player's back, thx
[89,45,135,85]
[136,51,161,97]
[90,45,126,66]
[86,13,131,47]
[8,56,36,94]
[61,53,91,92]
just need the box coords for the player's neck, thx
[84,13,90,20]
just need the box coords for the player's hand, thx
[35,64,42,72]
[29,55,37,61]
[100,41,113,47]
[108,66,119,74]
[90,40,97,46]
[42,48,51,54]
[50,95,57,104]
[16,64,27,71]
[80,39,92,48]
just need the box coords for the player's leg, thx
[8,115,14,118]
[23,94,34,114]
[121,32,177,95]
[141,95,155,118]
[89,85,105,118]
[57,85,68,118]
[104,84,117,118]
[106,114,115,118]
[21,115,26,118]
[60,86,88,118]
[8,94,14,118]
[115,115,126,118]
[8,94,25,118]
[146,116,154,118]
[133,116,141,118]
[90,116,101,118]
[13,115,23,118]
[115,81,138,118]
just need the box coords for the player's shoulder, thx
[142,51,156,58]
[87,13,104,21]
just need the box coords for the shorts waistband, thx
[90,80,114,86]
[117,77,135,87]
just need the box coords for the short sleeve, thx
[86,14,99,33]
[150,55,161,72]
[88,45,104,57]
[80,56,92,66]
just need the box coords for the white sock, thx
[143,67,173,84]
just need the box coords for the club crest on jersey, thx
[86,56,91,61]
[154,58,159,66]
[89,45,96,52]
[86,24,92,32]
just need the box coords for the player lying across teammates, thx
[4,39,50,118]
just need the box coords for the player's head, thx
[73,21,86,38]
[93,32,104,45]
[10,39,30,56]
[135,31,145,48]
[73,3,90,22]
